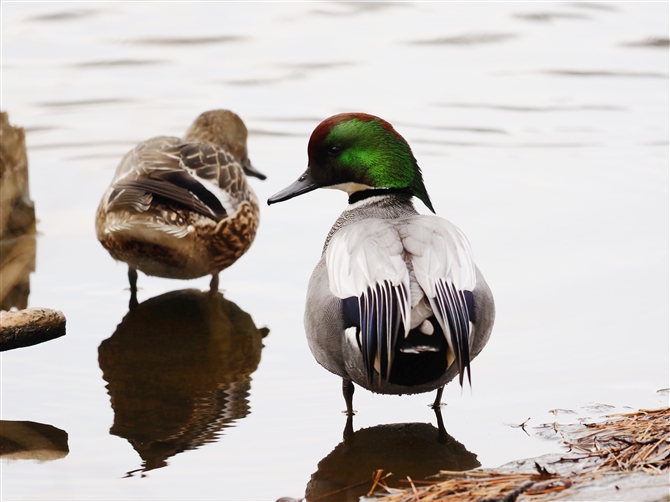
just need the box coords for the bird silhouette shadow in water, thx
[304,413,479,502]
[98,288,268,476]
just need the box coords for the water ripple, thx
[568,2,619,12]
[223,73,304,86]
[408,33,518,46]
[513,11,592,22]
[37,98,135,108]
[621,37,670,48]
[413,139,599,149]
[437,102,625,112]
[310,2,409,17]
[279,62,354,71]
[396,121,508,134]
[30,140,134,151]
[543,69,668,78]
[27,9,99,22]
[251,116,324,123]
[247,129,303,137]
[73,59,166,68]
[130,35,245,46]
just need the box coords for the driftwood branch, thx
[0,308,66,351]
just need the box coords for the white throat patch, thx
[327,182,372,195]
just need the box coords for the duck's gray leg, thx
[128,267,138,310]
[432,385,445,410]
[431,386,448,442]
[433,404,449,443]
[343,411,355,443]
[210,273,219,292]
[342,379,355,442]
[343,378,355,416]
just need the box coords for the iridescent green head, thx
[268,113,434,212]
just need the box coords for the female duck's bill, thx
[267,113,494,416]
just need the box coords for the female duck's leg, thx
[432,386,445,410]
[128,267,138,310]
[210,273,219,292]
[128,266,138,291]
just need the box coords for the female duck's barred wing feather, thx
[106,138,251,222]
[326,220,413,384]
[401,216,477,386]
[326,217,478,386]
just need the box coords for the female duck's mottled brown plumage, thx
[96,110,265,295]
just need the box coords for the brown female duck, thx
[96,110,265,296]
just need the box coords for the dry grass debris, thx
[372,407,670,502]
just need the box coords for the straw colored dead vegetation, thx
[372,407,670,502]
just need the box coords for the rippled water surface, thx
[1,2,668,500]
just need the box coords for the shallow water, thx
[1,2,668,500]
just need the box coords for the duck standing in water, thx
[268,113,494,415]
[96,110,266,301]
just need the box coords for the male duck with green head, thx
[268,113,495,415]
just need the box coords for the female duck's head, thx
[184,109,266,180]
[268,113,434,212]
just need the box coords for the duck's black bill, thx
[267,170,320,205]
[243,160,267,180]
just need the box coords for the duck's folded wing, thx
[400,216,477,385]
[113,177,224,220]
[108,140,237,221]
[326,220,411,383]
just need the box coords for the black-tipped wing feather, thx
[104,137,255,222]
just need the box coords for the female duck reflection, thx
[98,289,268,475]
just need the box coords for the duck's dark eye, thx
[328,145,341,156]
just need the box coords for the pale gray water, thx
[1,2,668,501]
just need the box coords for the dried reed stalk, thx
[373,407,669,502]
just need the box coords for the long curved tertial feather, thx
[327,220,411,385]
[357,280,408,382]
[433,280,472,385]
[113,177,225,221]
[404,216,477,386]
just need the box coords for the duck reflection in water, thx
[305,416,479,502]
[98,288,268,476]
